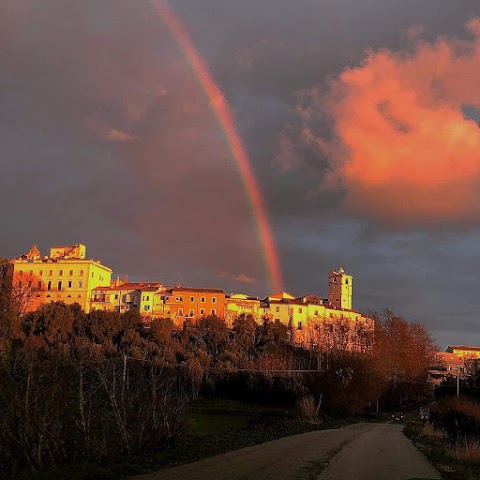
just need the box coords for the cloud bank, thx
[293,18,480,227]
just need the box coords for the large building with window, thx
[13,243,112,313]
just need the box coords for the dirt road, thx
[133,423,440,480]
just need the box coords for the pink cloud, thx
[292,18,480,227]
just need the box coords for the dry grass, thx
[447,437,480,463]
[419,422,444,439]
[298,395,321,423]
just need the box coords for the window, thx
[212,297,216,303]
[39,270,43,276]
[79,281,83,288]
[67,295,71,298]
[69,270,73,276]
[79,270,84,276]
[211,309,216,315]
[179,296,183,302]
[46,294,51,298]
[178,308,183,315]
[190,296,194,302]
[200,308,205,315]
[346,279,349,284]
[91,272,94,278]
[275,306,280,312]
[201,296,206,303]
[59,270,63,276]
[146,295,150,301]
[37,281,42,290]
[297,322,302,330]
[47,281,52,291]
[315,310,319,315]
[18,270,23,276]
[189,309,194,316]
[49,270,53,276]
[144,305,150,311]
[29,270,33,276]
[58,281,62,290]
[299,308,302,313]
[114,294,118,300]
[77,295,82,298]
[68,281,72,288]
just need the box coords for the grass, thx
[404,419,480,480]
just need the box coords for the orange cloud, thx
[86,116,137,143]
[219,272,256,284]
[299,18,480,226]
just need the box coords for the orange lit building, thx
[155,287,225,328]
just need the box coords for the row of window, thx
[38,294,82,299]
[43,280,84,291]
[177,308,216,316]
[19,269,105,282]
[175,296,217,303]
[20,269,85,277]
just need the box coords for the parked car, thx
[391,413,404,423]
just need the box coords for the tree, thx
[10,272,40,320]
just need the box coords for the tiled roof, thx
[170,286,225,294]
[447,345,480,352]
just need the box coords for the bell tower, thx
[328,267,352,310]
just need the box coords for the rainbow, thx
[151,0,283,292]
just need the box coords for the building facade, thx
[13,244,112,313]
[225,294,261,327]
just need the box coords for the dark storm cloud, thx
[2,0,480,346]
[0,0,264,292]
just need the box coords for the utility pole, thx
[457,364,461,398]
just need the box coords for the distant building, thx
[90,281,162,318]
[225,294,261,327]
[157,286,225,328]
[328,268,352,310]
[260,280,373,353]
[445,345,480,359]
[13,243,112,313]
[427,347,480,385]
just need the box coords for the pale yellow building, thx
[91,281,163,318]
[261,272,374,352]
[225,294,261,327]
[13,243,112,313]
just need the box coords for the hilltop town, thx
[11,243,374,352]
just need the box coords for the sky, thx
[2,0,480,348]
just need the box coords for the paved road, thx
[133,423,440,480]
